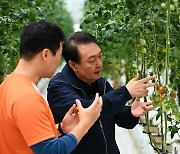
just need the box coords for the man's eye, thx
[89,60,95,63]
[89,58,95,63]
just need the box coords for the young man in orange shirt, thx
[0,20,102,154]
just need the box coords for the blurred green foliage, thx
[0,0,73,81]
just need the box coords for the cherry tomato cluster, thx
[131,62,139,77]
[150,86,179,120]
[139,38,147,54]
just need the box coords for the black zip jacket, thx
[47,64,139,154]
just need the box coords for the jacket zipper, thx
[71,81,108,154]
[70,84,86,99]
[101,80,108,154]
[99,120,108,154]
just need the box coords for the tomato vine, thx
[0,0,73,82]
[81,0,180,153]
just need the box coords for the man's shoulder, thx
[52,72,62,79]
[48,71,67,89]
[51,71,64,81]
[51,64,70,81]
[49,64,75,85]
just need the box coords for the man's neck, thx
[74,72,95,85]
[14,59,41,85]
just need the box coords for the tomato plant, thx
[0,0,73,83]
[81,0,179,153]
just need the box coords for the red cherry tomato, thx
[158,86,166,94]
[73,107,79,114]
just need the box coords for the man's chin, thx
[96,74,102,80]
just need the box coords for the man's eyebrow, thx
[88,56,95,60]
[88,50,102,59]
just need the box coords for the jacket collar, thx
[62,64,85,88]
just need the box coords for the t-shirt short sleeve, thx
[13,94,56,146]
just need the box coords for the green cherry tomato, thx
[175,112,180,121]
[139,38,146,46]
[162,99,170,112]
[132,63,137,69]
[134,68,139,73]
[160,96,165,102]
[164,103,170,111]
[173,0,177,3]
[170,4,175,11]
[141,48,147,53]
[161,3,166,9]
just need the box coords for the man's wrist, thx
[58,123,66,136]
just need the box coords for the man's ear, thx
[68,60,77,72]
[41,49,49,61]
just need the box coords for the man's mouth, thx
[95,71,101,74]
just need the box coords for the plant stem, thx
[152,19,161,84]
[160,107,165,152]
[142,49,158,151]
[166,0,170,85]
[163,0,171,152]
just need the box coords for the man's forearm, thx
[30,134,78,154]
[69,123,89,143]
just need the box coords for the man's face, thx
[75,42,103,84]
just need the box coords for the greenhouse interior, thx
[0,0,179,154]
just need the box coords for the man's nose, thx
[96,58,102,67]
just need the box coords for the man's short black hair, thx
[62,31,98,64]
[20,20,65,60]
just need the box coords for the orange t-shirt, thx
[0,73,58,154]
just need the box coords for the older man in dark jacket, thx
[47,31,157,154]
